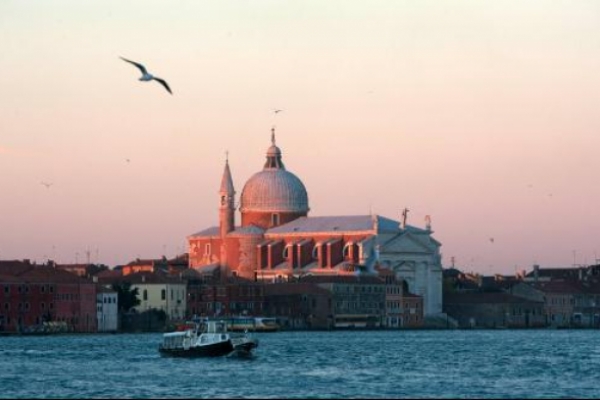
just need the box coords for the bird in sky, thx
[273,109,283,114]
[41,181,53,189]
[120,57,172,94]
[489,238,494,243]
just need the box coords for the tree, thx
[111,281,141,313]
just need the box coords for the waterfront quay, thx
[1,258,599,334]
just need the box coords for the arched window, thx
[312,245,320,260]
[342,243,354,259]
[271,213,280,226]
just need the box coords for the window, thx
[271,213,280,226]
[161,289,166,300]
[143,290,148,301]
[171,289,173,300]
[3,286,8,295]
[312,245,320,260]
[205,243,211,256]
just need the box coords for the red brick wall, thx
[223,237,240,270]
[0,282,56,332]
[188,237,223,268]
[78,282,97,333]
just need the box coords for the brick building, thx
[0,260,97,333]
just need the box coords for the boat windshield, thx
[204,320,227,334]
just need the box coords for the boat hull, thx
[159,340,235,357]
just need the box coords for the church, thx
[188,129,443,316]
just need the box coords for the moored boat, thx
[158,319,258,357]
[226,316,280,333]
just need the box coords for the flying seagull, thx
[120,57,172,94]
[273,109,283,114]
[41,181,53,189]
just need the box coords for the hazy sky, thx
[1,1,599,274]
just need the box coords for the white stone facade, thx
[376,229,443,316]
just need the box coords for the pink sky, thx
[1,1,599,274]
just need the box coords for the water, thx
[1,330,599,398]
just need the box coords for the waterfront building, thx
[186,276,265,318]
[443,292,545,328]
[510,281,583,327]
[96,286,118,332]
[300,275,387,328]
[120,271,187,321]
[0,260,97,333]
[378,268,404,328]
[401,293,424,328]
[263,283,332,329]
[188,129,443,317]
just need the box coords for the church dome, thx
[240,129,309,213]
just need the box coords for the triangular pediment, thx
[381,232,432,254]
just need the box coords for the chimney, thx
[92,276,98,283]
[533,264,539,283]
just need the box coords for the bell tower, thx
[219,154,235,238]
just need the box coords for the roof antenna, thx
[271,126,276,146]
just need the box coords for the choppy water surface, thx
[1,330,599,398]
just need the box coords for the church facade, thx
[188,129,443,316]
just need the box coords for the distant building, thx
[187,129,443,317]
[510,281,582,327]
[263,283,332,329]
[96,286,118,332]
[401,293,424,328]
[300,275,387,329]
[444,292,545,328]
[0,260,97,333]
[125,272,187,321]
[378,267,404,328]
[121,255,188,276]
